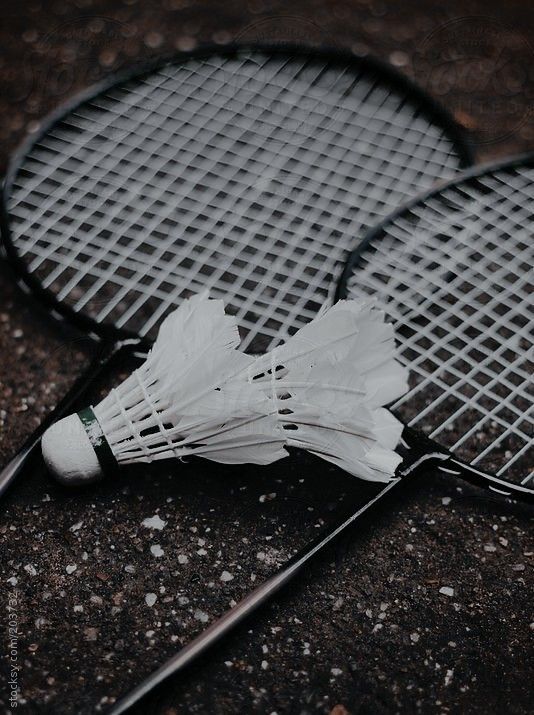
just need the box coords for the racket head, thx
[338,153,534,484]
[1,43,472,354]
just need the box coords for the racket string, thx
[8,49,463,354]
[345,162,534,482]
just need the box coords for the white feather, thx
[252,300,408,482]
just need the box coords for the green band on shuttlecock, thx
[77,407,118,475]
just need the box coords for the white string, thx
[345,162,534,483]
[9,49,462,358]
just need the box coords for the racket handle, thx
[108,480,399,715]
[0,340,138,499]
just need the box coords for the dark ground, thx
[0,1,533,714]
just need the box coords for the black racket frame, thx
[0,42,474,498]
[336,151,534,502]
[109,152,534,715]
[1,42,473,347]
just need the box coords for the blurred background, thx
[0,2,532,714]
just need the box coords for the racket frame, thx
[0,43,473,499]
[336,151,534,494]
[109,154,534,714]
[1,42,473,348]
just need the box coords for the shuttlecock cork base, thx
[42,410,111,485]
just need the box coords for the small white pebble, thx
[70,521,83,532]
[512,564,525,572]
[331,667,343,676]
[142,515,166,530]
[178,554,188,564]
[261,660,268,670]
[24,564,37,576]
[145,593,157,607]
[333,597,344,610]
[194,609,209,623]
[439,586,454,597]
[410,632,420,643]
[66,564,77,575]
[150,545,164,558]
[220,571,234,582]
[441,497,451,506]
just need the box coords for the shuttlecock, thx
[42,295,408,486]
[252,300,409,482]
[41,293,287,485]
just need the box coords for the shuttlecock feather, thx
[41,293,287,484]
[251,300,409,482]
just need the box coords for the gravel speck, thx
[220,570,234,582]
[150,544,164,558]
[439,586,455,597]
[145,593,157,607]
[142,514,167,530]
[84,627,98,641]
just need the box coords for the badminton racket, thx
[108,153,533,715]
[0,44,470,497]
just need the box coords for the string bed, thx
[344,161,534,483]
[5,49,466,353]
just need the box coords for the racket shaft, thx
[108,480,399,715]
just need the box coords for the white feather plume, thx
[94,293,286,465]
[251,300,409,482]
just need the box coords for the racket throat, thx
[397,426,534,504]
[397,425,450,476]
